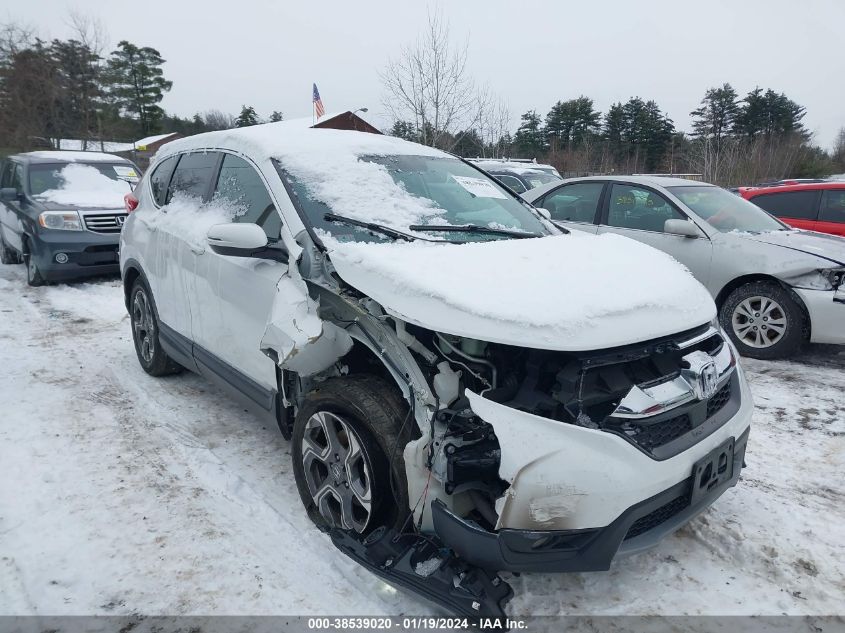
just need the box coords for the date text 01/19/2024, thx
[306,617,528,629]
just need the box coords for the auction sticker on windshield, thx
[451,175,507,199]
[113,165,138,179]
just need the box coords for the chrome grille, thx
[83,213,127,234]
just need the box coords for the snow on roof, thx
[134,133,179,149]
[22,150,132,163]
[57,139,135,153]
[158,120,445,164]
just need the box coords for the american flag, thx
[313,83,325,118]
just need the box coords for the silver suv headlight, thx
[38,211,83,231]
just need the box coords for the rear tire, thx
[291,375,412,535]
[130,278,183,376]
[719,281,806,360]
[0,234,21,265]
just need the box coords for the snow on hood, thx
[735,230,845,266]
[35,164,131,208]
[327,233,716,352]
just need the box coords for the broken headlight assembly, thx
[788,267,845,291]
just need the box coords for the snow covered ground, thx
[0,264,842,616]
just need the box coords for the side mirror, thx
[0,187,18,202]
[664,219,701,238]
[536,206,552,220]
[207,223,288,262]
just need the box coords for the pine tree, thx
[545,96,600,149]
[105,41,172,136]
[690,83,739,144]
[735,88,807,139]
[513,110,545,157]
[235,105,258,127]
[269,110,284,122]
[50,39,102,144]
[389,120,418,142]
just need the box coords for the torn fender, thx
[260,276,353,376]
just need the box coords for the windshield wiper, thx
[324,213,416,242]
[407,224,541,239]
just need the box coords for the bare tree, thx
[67,11,109,55]
[202,109,236,131]
[380,9,485,150]
[476,94,511,158]
[0,21,35,61]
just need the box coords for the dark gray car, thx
[0,151,139,285]
[524,175,845,359]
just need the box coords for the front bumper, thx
[430,361,754,573]
[432,426,748,573]
[29,228,120,281]
[794,287,845,345]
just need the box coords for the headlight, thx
[38,211,82,231]
[788,268,845,291]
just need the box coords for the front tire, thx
[292,375,412,535]
[720,281,806,359]
[24,252,45,286]
[130,278,182,376]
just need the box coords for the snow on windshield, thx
[281,149,445,229]
[326,232,713,335]
[33,164,131,208]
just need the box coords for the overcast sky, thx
[5,0,844,148]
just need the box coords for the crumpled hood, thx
[326,233,716,352]
[735,230,845,266]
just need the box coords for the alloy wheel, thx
[731,295,787,349]
[300,411,373,532]
[132,289,156,364]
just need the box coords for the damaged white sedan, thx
[119,121,753,616]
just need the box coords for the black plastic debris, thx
[330,525,513,621]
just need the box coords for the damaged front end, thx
[256,238,748,612]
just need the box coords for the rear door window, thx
[166,152,221,203]
[213,154,282,239]
[149,155,178,206]
[819,189,845,224]
[750,190,820,220]
[540,182,605,224]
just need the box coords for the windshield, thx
[29,163,135,207]
[668,185,788,233]
[520,170,560,188]
[282,154,550,243]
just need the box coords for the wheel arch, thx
[715,273,811,338]
[122,259,148,314]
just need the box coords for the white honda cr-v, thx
[120,120,752,615]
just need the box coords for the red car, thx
[739,182,845,237]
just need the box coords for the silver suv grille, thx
[83,213,127,234]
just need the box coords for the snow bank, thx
[327,232,715,350]
[35,164,130,208]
